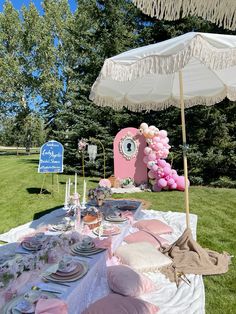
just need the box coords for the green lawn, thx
[0,154,235,313]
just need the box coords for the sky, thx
[0,0,77,13]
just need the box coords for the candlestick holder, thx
[81,200,87,210]
[63,204,70,211]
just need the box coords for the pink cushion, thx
[124,230,169,249]
[134,219,173,235]
[107,265,156,297]
[82,293,159,314]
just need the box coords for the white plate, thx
[92,226,121,237]
[105,216,127,223]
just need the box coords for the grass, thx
[0,154,235,313]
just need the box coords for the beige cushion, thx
[115,242,172,272]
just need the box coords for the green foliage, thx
[210,176,236,188]
[0,0,235,185]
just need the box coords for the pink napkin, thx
[93,237,112,258]
[106,255,121,266]
[81,224,92,235]
[35,298,68,314]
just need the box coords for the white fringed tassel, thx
[90,87,236,113]
[100,35,236,82]
[132,0,236,30]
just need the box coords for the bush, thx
[209,176,236,188]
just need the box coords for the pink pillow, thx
[82,293,159,314]
[134,219,173,235]
[124,230,169,249]
[107,265,156,297]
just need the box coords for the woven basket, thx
[108,175,120,188]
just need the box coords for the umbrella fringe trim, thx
[101,35,236,81]
[90,88,236,112]
[132,0,236,31]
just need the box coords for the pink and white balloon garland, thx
[140,123,188,191]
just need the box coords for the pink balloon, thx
[140,122,148,129]
[172,169,177,175]
[148,153,156,161]
[152,164,158,172]
[158,178,167,188]
[156,142,164,150]
[158,159,167,168]
[170,183,177,190]
[167,178,175,186]
[162,137,169,144]
[147,161,155,169]
[143,156,149,164]
[144,147,152,155]
[153,136,161,143]
[160,138,166,145]
[163,166,172,176]
[159,130,167,138]
[148,170,156,179]
[149,125,156,130]
[162,148,169,157]
[172,174,179,181]
[176,176,190,191]
[99,179,111,188]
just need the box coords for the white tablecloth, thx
[0,206,205,314]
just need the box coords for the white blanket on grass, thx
[0,207,66,243]
[0,208,205,313]
[134,210,205,314]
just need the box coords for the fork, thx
[42,277,70,287]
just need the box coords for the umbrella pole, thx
[179,70,190,229]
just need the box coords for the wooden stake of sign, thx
[40,173,59,195]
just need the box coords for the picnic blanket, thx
[0,208,205,313]
[132,210,205,314]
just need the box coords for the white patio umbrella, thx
[132,0,236,30]
[90,32,236,228]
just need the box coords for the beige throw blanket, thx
[161,228,230,285]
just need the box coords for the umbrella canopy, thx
[90,32,236,228]
[132,0,236,31]
[90,32,236,111]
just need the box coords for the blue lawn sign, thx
[38,140,64,173]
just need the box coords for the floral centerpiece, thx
[121,177,134,188]
[0,232,81,289]
[88,186,112,206]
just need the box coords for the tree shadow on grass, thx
[33,205,62,221]
[20,158,39,164]
[26,187,51,194]
[88,178,100,183]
